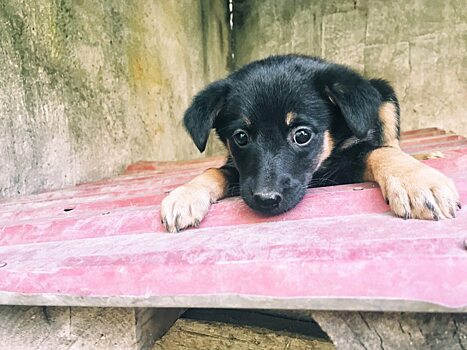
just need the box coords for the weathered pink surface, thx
[0,128,466,311]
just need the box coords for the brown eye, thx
[233,130,249,147]
[293,128,313,146]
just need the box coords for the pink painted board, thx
[1,148,465,225]
[0,129,466,311]
[0,212,466,310]
[400,127,442,136]
[400,129,451,140]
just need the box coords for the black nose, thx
[253,192,282,209]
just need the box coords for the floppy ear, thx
[318,66,382,138]
[183,79,229,152]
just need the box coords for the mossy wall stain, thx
[0,0,229,199]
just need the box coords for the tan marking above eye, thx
[286,112,296,126]
[317,131,335,167]
[242,116,252,126]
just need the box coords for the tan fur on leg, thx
[160,168,228,232]
[364,147,459,220]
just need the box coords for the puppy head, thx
[184,55,381,214]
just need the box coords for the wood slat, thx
[1,148,465,225]
[0,212,466,310]
[0,129,466,312]
[1,174,465,247]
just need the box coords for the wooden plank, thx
[0,130,466,312]
[253,310,467,349]
[400,129,451,140]
[0,306,183,350]
[152,318,334,350]
[402,139,467,154]
[400,134,464,147]
[400,127,443,136]
[1,147,465,225]
[312,311,467,350]
[125,156,225,174]
[1,175,465,246]
[402,141,467,154]
[0,210,466,311]
[182,309,329,339]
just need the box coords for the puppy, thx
[161,55,460,232]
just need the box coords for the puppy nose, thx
[253,192,282,209]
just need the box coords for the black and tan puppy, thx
[161,55,460,232]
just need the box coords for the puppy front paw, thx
[160,184,212,233]
[380,165,460,220]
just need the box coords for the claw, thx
[162,218,169,231]
[450,207,456,218]
[425,200,442,221]
[174,214,181,232]
[425,201,435,211]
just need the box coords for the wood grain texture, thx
[152,318,334,350]
[312,311,467,350]
[0,306,183,350]
[246,310,467,349]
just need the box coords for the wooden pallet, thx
[0,128,466,349]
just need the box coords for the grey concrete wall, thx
[234,0,467,136]
[1,0,465,200]
[0,0,229,199]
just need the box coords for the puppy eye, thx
[233,130,249,147]
[293,127,313,146]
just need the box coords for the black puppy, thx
[161,55,459,232]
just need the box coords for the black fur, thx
[184,79,230,152]
[183,55,399,215]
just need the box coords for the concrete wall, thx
[1,0,465,200]
[0,0,229,199]
[234,0,467,136]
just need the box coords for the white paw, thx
[160,184,212,232]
